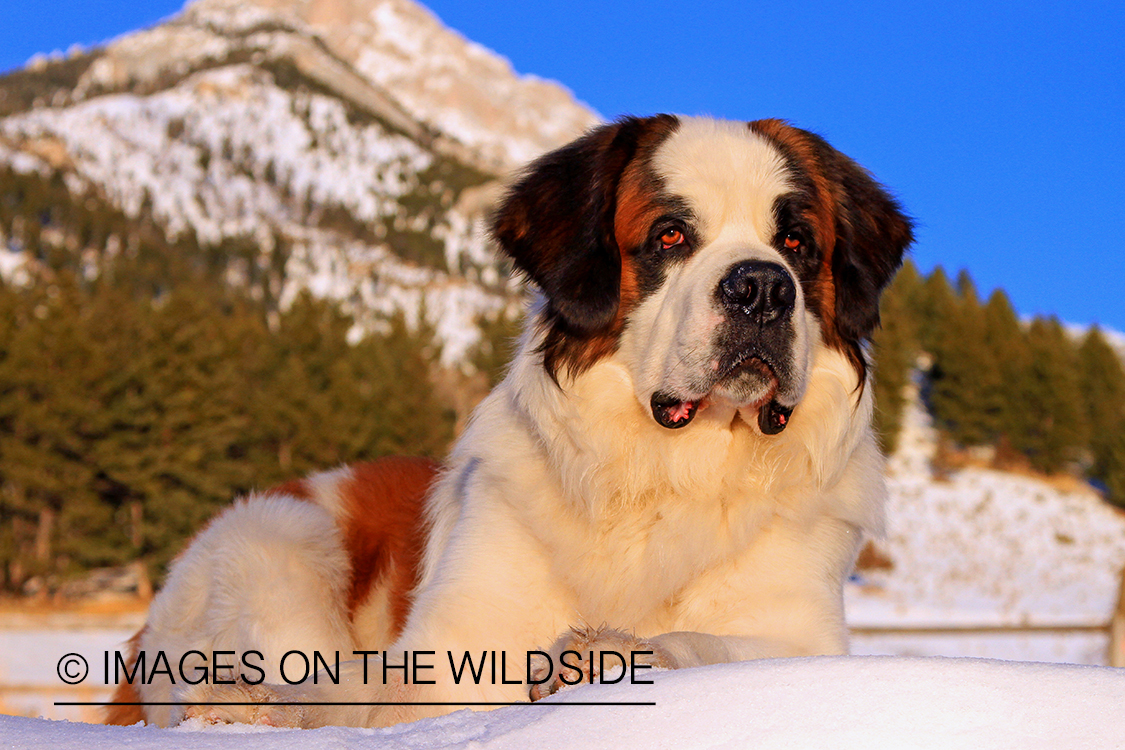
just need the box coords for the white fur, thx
[135,117,887,729]
[629,120,813,411]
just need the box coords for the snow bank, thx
[2,657,1123,749]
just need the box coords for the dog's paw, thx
[529,626,674,701]
[176,679,306,728]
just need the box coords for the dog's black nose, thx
[719,261,796,324]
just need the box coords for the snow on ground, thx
[851,628,1112,665]
[1,657,1123,750]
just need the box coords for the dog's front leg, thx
[528,626,678,701]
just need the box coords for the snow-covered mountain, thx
[0,0,598,364]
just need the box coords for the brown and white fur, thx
[107,115,912,729]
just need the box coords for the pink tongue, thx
[666,400,696,423]
[650,392,700,429]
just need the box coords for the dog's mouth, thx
[649,393,792,434]
[756,399,793,435]
[650,393,700,429]
[649,356,794,434]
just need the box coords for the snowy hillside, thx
[5,64,438,245]
[848,371,1125,664]
[181,0,600,171]
[0,62,506,362]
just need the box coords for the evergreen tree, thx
[945,274,995,445]
[0,266,460,589]
[245,291,359,477]
[955,268,980,306]
[0,276,131,580]
[870,262,921,453]
[914,265,957,354]
[344,312,455,460]
[1077,328,1125,506]
[1015,317,1086,473]
[980,289,1031,463]
[108,286,266,572]
[925,268,992,446]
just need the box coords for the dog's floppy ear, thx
[492,116,672,333]
[820,139,914,343]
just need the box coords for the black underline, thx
[54,701,656,707]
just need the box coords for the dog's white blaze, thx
[623,118,812,409]
[653,118,791,236]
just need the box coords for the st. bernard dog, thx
[107,115,912,729]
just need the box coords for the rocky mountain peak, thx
[90,0,600,172]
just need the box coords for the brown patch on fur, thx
[749,119,913,384]
[337,456,439,634]
[614,156,676,305]
[104,628,146,725]
[260,458,438,637]
[750,119,847,354]
[615,162,668,256]
[750,120,838,254]
[613,172,649,313]
[543,118,682,381]
[538,153,673,378]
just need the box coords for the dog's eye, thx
[660,228,685,250]
[782,232,804,252]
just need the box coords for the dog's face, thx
[493,115,912,435]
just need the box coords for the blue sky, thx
[2,1,1123,331]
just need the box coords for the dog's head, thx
[493,115,913,434]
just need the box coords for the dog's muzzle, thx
[650,260,800,434]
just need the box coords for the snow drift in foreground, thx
[3,657,1123,750]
